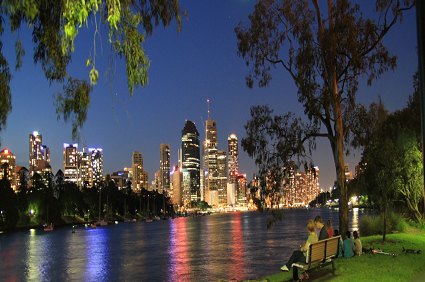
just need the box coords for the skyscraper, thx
[159,143,170,195]
[237,174,247,205]
[63,143,79,183]
[0,148,17,190]
[132,151,149,192]
[203,102,218,206]
[89,148,103,187]
[29,131,50,177]
[171,165,183,207]
[29,131,42,176]
[217,150,227,206]
[227,134,238,184]
[181,120,200,204]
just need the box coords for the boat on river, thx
[44,224,54,231]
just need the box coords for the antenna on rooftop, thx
[207,99,211,120]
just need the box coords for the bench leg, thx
[292,267,299,281]
[331,260,335,275]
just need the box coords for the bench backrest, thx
[305,236,341,267]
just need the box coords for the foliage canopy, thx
[0,0,186,139]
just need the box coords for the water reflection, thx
[84,228,111,281]
[351,208,359,231]
[28,230,54,280]
[229,212,246,281]
[168,218,192,281]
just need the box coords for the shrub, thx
[360,211,407,236]
[407,219,425,232]
[360,215,379,236]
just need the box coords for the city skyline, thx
[0,0,418,191]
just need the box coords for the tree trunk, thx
[331,71,349,237]
[383,204,387,242]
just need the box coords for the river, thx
[0,208,372,281]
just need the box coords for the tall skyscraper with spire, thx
[182,120,200,203]
[159,143,170,194]
[203,100,218,206]
[227,134,238,185]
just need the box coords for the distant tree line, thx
[0,168,174,229]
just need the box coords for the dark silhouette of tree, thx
[17,167,30,223]
[60,182,86,218]
[235,0,413,233]
[0,177,19,228]
[82,185,99,221]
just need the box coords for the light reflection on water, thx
[85,228,111,281]
[168,216,192,281]
[0,208,373,281]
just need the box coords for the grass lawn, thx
[252,227,425,282]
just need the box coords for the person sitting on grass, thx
[327,219,333,238]
[353,230,362,256]
[342,231,355,258]
[314,215,329,240]
[333,229,343,258]
[281,220,318,280]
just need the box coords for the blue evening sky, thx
[0,0,418,191]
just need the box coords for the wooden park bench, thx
[291,235,341,280]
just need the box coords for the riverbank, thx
[1,216,107,232]
[236,227,425,282]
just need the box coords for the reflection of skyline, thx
[85,228,110,280]
[28,230,53,280]
[351,208,359,232]
[168,218,192,281]
[230,212,246,281]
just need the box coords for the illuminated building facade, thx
[63,143,79,183]
[227,182,236,205]
[284,164,319,206]
[29,131,50,177]
[78,147,90,186]
[182,168,191,206]
[355,163,363,179]
[111,170,131,190]
[345,163,353,182]
[227,134,238,185]
[203,119,218,206]
[306,167,319,202]
[171,166,183,207]
[181,120,200,204]
[159,143,170,195]
[77,147,103,188]
[132,151,149,192]
[217,150,227,206]
[237,174,247,205]
[89,148,103,187]
[0,148,17,190]
[282,161,296,205]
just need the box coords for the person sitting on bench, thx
[281,219,318,272]
[315,215,329,240]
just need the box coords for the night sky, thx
[0,0,418,191]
